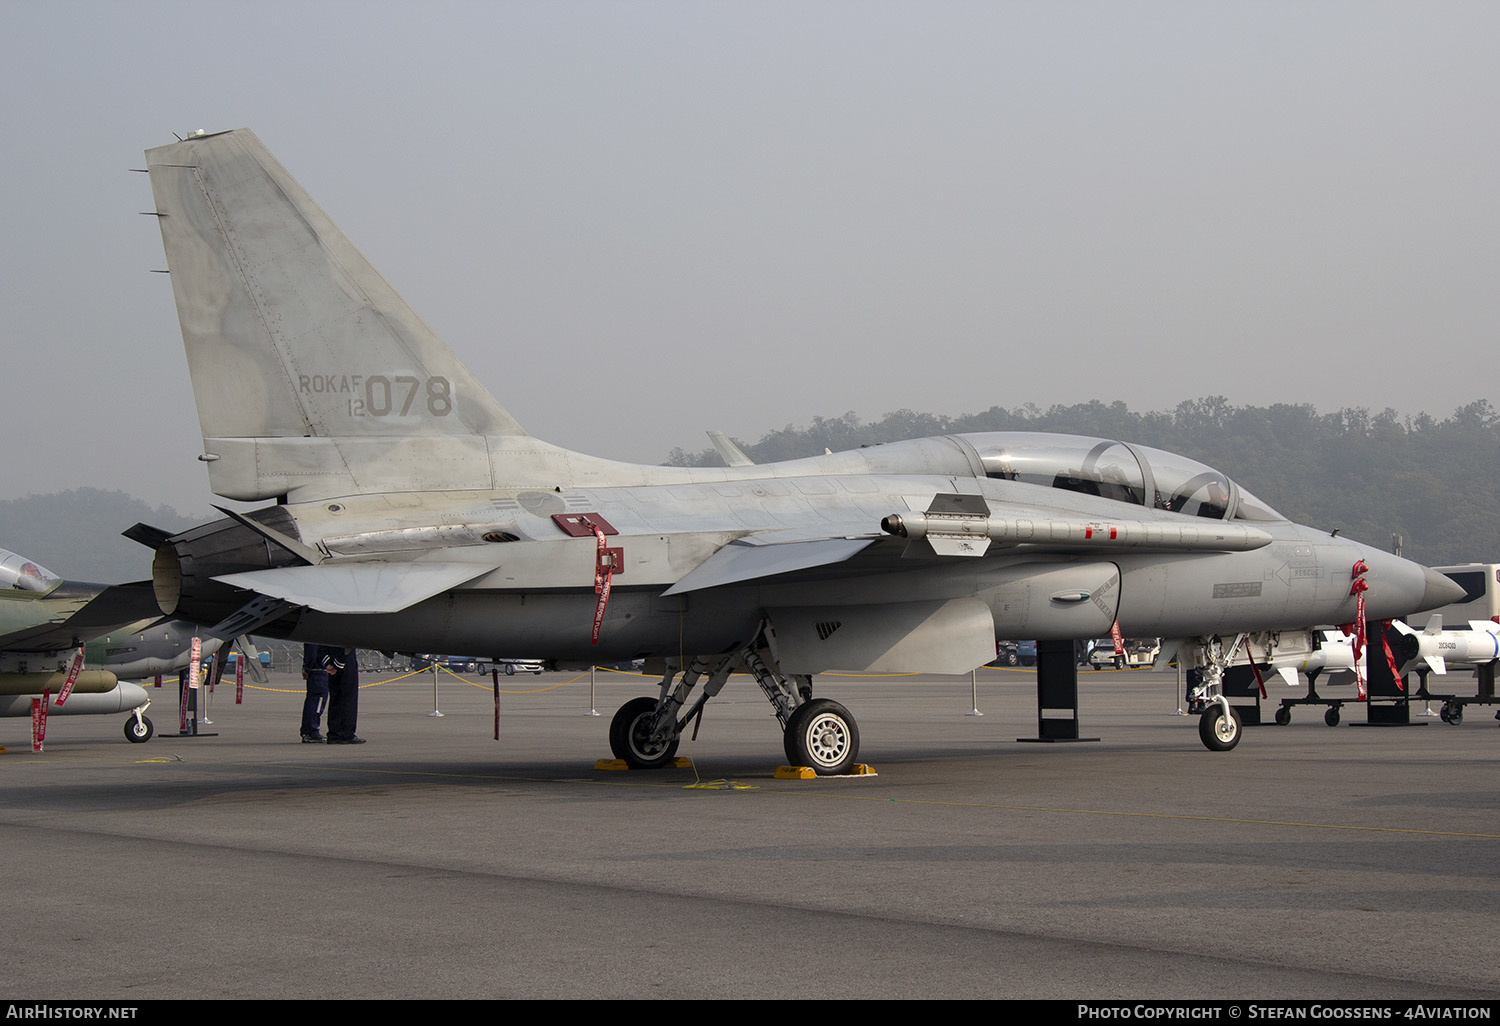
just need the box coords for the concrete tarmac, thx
[2,665,1497,1000]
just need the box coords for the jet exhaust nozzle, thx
[151,509,304,623]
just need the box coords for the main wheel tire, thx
[608,696,679,769]
[783,699,860,774]
[1325,707,1340,727]
[124,716,153,744]
[1274,706,1291,726]
[1198,704,1241,752]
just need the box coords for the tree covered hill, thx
[0,489,205,584]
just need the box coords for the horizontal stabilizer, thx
[1,583,164,651]
[63,582,161,631]
[214,560,494,614]
[123,522,174,551]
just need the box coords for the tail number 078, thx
[350,376,453,418]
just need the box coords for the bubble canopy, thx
[0,549,62,594]
[963,432,1284,522]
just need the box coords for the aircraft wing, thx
[213,560,495,615]
[0,582,161,652]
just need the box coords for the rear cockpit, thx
[959,432,1284,523]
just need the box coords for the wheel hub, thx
[631,718,670,758]
[807,714,849,765]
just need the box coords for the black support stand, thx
[1019,640,1099,743]
[1363,618,1417,726]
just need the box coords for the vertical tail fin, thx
[146,129,526,500]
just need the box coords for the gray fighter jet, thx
[138,129,1462,771]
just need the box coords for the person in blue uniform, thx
[322,646,364,745]
[300,644,329,743]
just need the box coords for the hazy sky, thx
[3,1,1496,514]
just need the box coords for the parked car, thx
[1088,638,1161,669]
[1017,640,1037,667]
[988,642,1020,667]
[494,659,544,676]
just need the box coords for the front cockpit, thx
[959,432,1285,523]
[0,549,61,595]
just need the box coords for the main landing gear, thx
[782,698,859,775]
[608,695,680,769]
[606,627,863,775]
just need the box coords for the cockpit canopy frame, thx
[959,432,1284,523]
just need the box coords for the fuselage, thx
[153,432,1455,664]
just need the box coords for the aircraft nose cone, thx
[1419,568,1466,612]
[1354,549,1465,620]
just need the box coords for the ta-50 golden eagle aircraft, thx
[137,129,1460,772]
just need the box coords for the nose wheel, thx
[1198,703,1241,751]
